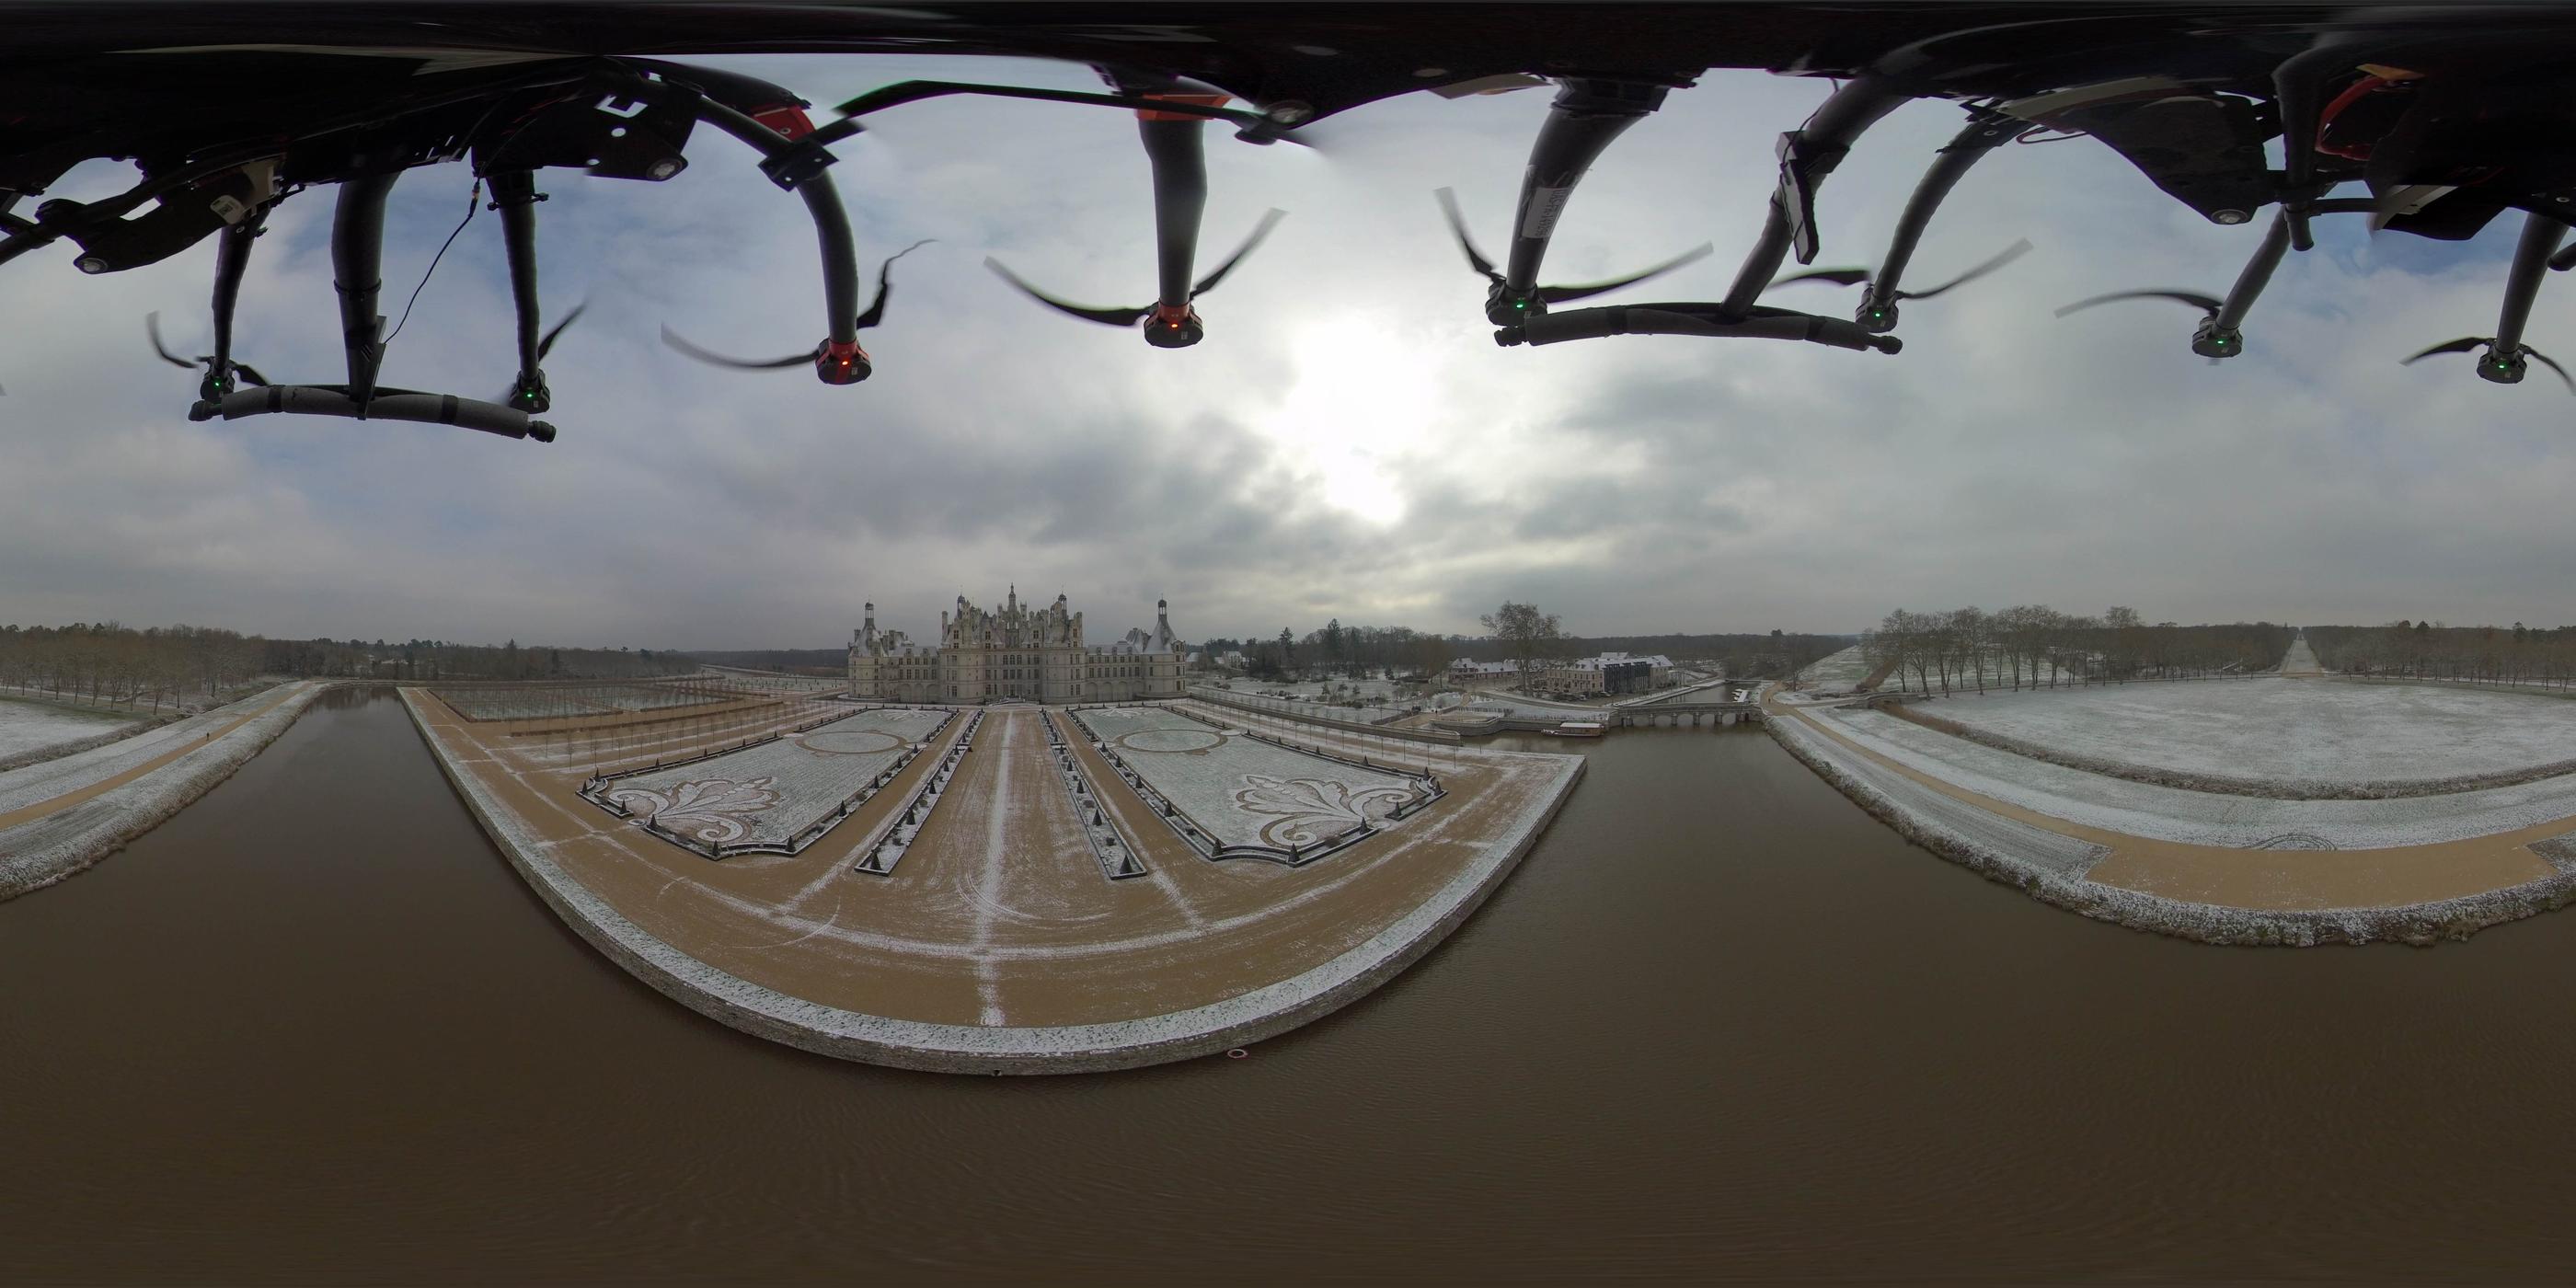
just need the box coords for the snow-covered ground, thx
[597,707,950,851]
[1816,702,2576,849]
[0,686,289,816]
[0,698,130,761]
[1923,677,2576,789]
[2281,634,2322,674]
[1795,645,1878,689]
[439,683,730,721]
[1073,707,1425,851]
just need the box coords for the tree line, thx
[1196,607,1846,684]
[0,622,695,714]
[1863,606,2293,695]
[2306,621,2576,685]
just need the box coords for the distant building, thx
[848,587,1183,704]
[1532,651,1673,697]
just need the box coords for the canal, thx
[5,687,2575,1282]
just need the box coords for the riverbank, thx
[0,681,326,901]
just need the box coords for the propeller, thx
[2053,290,2222,318]
[1772,238,2034,301]
[662,239,934,375]
[2402,337,2576,394]
[498,299,587,408]
[146,312,269,387]
[2053,290,2241,365]
[1433,187,1712,305]
[984,209,1284,334]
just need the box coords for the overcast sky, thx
[6,52,2573,650]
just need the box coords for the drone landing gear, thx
[1496,302,1902,353]
[189,170,557,442]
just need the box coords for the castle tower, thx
[863,601,877,650]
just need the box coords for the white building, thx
[848,587,1183,705]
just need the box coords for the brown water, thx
[6,687,2576,1282]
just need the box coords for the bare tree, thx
[1481,601,1564,692]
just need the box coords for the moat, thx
[11,687,2576,1281]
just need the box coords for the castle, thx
[848,587,1183,704]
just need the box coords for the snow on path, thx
[1923,676,2576,788]
[1822,703,2576,849]
[972,712,1018,1025]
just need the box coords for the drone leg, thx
[2493,212,2566,353]
[203,210,261,401]
[330,170,399,408]
[1868,111,2016,305]
[1497,79,1672,304]
[1718,76,1908,320]
[1135,115,1208,311]
[489,169,550,409]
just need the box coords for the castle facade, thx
[849,587,1184,705]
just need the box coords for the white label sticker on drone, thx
[209,195,247,224]
[1521,187,1574,239]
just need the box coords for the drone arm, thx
[1501,79,1673,293]
[676,89,863,370]
[1718,75,1910,319]
[207,212,261,395]
[818,82,1268,147]
[1136,116,1209,310]
[329,171,398,406]
[2214,209,2294,333]
[488,169,548,391]
[1874,110,2017,296]
[2496,212,2568,352]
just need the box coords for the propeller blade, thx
[2053,290,2224,318]
[661,326,817,370]
[230,362,270,387]
[1433,188,1503,285]
[535,299,590,362]
[982,258,1150,328]
[1537,243,1716,304]
[2400,337,2488,364]
[1189,209,1286,298]
[145,313,194,369]
[2525,347,2576,396]
[1897,238,2035,300]
[1768,266,1872,290]
[855,239,937,330]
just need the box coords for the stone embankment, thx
[0,682,327,902]
[1769,708,2576,948]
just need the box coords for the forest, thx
[0,622,692,714]
[1862,607,2293,695]
[2306,622,2576,684]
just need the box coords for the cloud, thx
[6,53,2576,648]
